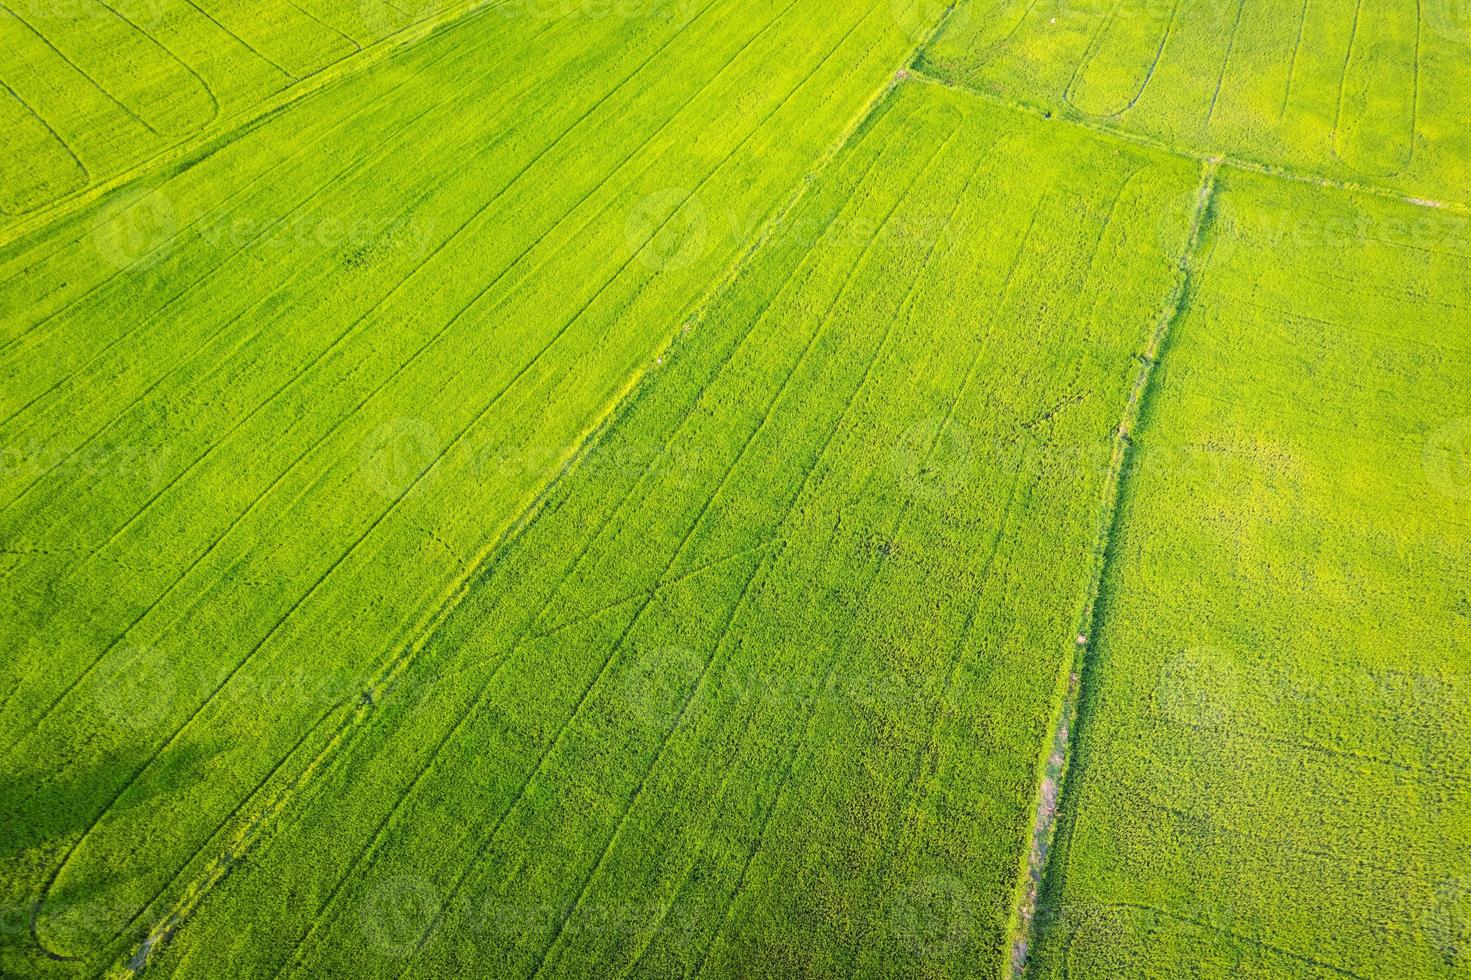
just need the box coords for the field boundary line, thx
[905,67,1471,216]
[0,0,520,255]
[1003,158,1218,980]
[845,169,1144,974]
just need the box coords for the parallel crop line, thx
[0,78,90,191]
[696,187,1045,978]
[1062,0,1125,112]
[391,44,916,980]
[0,100,449,451]
[1114,0,1182,117]
[1205,0,1246,127]
[0,5,623,606]
[110,346,651,977]
[981,0,1043,63]
[1330,0,1365,159]
[502,102,903,651]
[283,0,364,54]
[1279,0,1310,119]
[0,0,531,251]
[0,0,576,449]
[29,0,728,836]
[0,0,169,135]
[1407,0,1422,169]
[92,0,224,126]
[615,755,740,979]
[529,123,974,980]
[528,538,780,644]
[846,174,1140,971]
[172,0,296,79]
[269,36,854,962]
[691,141,1023,971]
[29,0,749,955]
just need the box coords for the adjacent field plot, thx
[0,0,933,973]
[921,0,1471,202]
[0,0,535,226]
[128,83,1204,979]
[1027,170,1471,978]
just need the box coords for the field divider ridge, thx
[1003,157,1219,980]
[904,66,1470,216]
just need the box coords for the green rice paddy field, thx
[0,1,1467,977]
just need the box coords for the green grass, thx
[1,0,1468,977]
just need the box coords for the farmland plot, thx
[0,0,534,227]
[128,83,1206,979]
[1027,170,1471,978]
[0,0,939,973]
[921,0,1471,202]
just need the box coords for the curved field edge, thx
[0,0,516,250]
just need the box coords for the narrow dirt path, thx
[1006,158,1219,979]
